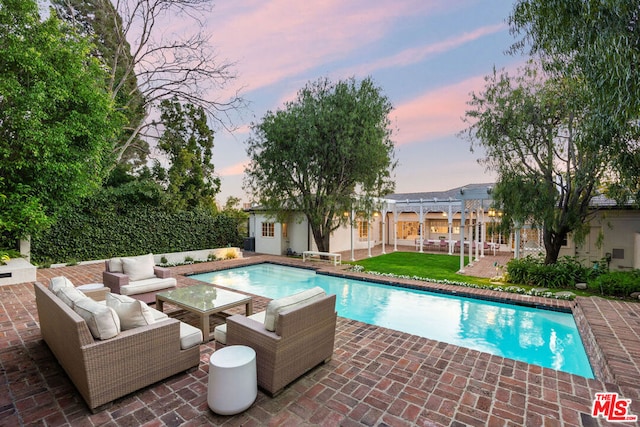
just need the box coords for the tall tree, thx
[461,65,613,264]
[154,98,219,212]
[51,0,243,169]
[0,0,121,242]
[509,0,640,204]
[51,0,148,170]
[244,77,396,253]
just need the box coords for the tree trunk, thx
[310,224,330,253]
[543,228,565,264]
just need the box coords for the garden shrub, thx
[224,249,237,260]
[505,255,593,289]
[590,270,640,297]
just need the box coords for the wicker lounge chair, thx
[215,287,337,396]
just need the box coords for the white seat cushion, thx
[56,286,90,308]
[264,287,326,332]
[120,277,177,296]
[179,322,203,349]
[213,311,266,345]
[73,298,121,340]
[49,276,74,293]
[121,253,156,281]
[106,293,156,330]
[149,307,169,321]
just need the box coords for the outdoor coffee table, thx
[156,284,253,342]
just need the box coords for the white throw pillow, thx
[56,286,89,308]
[108,257,124,273]
[106,293,155,330]
[121,253,156,281]
[74,298,121,340]
[49,276,74,293]
[264,286,326,332]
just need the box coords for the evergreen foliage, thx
[50,0,148,170]
[461,65,614,264]
[590,270,640,298]
[245,76,396,253]
[505,255,593,289]
[30,182,242,265]
[154,98,220,212]
[0,0,121,243]
[509,0,640,206]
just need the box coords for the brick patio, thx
[1,253,639,426]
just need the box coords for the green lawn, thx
[349,252,596,299]
[350,252,494,287]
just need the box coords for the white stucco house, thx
[246,183,640,271]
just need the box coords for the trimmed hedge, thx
[31,183,243,265]
[31,206,242,265]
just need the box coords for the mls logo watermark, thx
[591,392,638,422]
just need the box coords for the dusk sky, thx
[177,0,524,204]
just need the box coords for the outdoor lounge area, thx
[1,252,639,426]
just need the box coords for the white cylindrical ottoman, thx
[208,345,257,415]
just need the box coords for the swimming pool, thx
[191,263,594,378]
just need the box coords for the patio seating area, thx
[1,254,639,426]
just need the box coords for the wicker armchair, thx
[221,293,337,396]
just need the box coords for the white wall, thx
[559,210,640,269]
[253,213,283,256]
[635,233,640,269]
[249,210,387,255]
[329,217,383,253]
[249,204,640,264]
[598,211,640,270]
[286,214,309,255]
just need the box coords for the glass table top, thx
[156,284,250,312]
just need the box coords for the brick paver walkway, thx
[1,254,639,426]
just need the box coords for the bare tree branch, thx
[55,0,244,164]
[110,0,245,162]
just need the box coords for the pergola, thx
[457,186,494,273]
[343,184,535,265]
[387,197,461,255]
[382,185,496,273]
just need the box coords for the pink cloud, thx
[205,1,446,92]
[392,61,524,147]
[218,161,248,177]
[151,2,503,108]
[392,75,486,146]
[347,23,508,76]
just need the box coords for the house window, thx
[429,220,448,234]
[397,221,419,239]
[282,223,288,238]
[358,221,369,241]
[261,222,275,238]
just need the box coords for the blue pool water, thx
[191,263,594,378]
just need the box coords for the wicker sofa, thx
[214,287,337,396]
[34,280,201,412]
[103,253,177,304]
